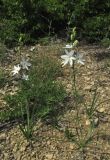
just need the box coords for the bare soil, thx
[0,43,110,160]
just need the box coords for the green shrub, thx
[0,0,110,45]
[67,0,110,42]
[0,0,66,46]
[82,15,110,42]
[0,43,7,62]
[101,38,110,47]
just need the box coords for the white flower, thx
[12,64,21,75]
[63,44,73,49]
[61,49,76,67]
[20,58,31,70]
[75,53,85,65]
[22,74,29,80]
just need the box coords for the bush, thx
[0,42,7,62]
[101,38,110,47]
[82,15,110,42]
[68,0,110,42]
[0,0,66,46]
[0,0,110,45]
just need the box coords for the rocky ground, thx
[0,43,110,160]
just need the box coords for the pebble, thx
[45,153,54,159]
[4,153,9,159]
[84,85,91,90]
[20,145,26,152]
[97,107,105,113]
[14,152,22,160]
[0,133,6,139]
[47,141,51,145]
[69,143,74,150]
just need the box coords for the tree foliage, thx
[0,0,110,46]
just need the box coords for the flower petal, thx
[77,60,85,65]
[63,44,73,49]
[68,50,75,57]
[69,58,73,67]
[64,49,69,55]
[62,59,69,67]
[61,55,69,59]
[71,57,76,60]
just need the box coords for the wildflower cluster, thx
[11,58,31,80]
[60,28,107,152]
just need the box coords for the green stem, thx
[72,61,84,147]
[70,61,77,96]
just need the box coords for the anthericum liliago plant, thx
[11,57,33,140]
[60,27,98,154]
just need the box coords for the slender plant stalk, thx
[71,61,83,144]
[72,61,77,95]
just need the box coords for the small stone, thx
[45,153,53,159]
[85,77,91,81]
[20,146,26,152]
[0,133,6,139]
[97,107,105,113]
[30,46,35,51]
[50,145,56,150]
[85,119,91,125]
[47,141,51,145]
[4,153,9,159]
[66,84,72,93]
[84,85,91,90]
[69,143,74,149]
[14,152,22,160]
[67,84,72,90]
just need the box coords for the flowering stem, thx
[72,61,77,96]
[72,61,84,147]
[71,61,81,141]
